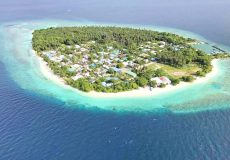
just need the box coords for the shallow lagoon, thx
[1,19,230,113]
[1,0,230,159]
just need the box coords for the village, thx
[41,40,173,88]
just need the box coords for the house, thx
[80,48,87,52]
[124,71,137,78]
[72,75,83,81]
[144,59,149,63]
[50,57,61,63]
[159,41,166,48]
[151,76,171,86]
[121,69,137,78]
[43,51,57,59]
[140,53,149,58]
[151,58,158,62]
[88,41,96,44]
[68,67,75,72]
[75,45,81,49]
[101,82,113,87]
[150,50,157,55]
[159,41,166,46]
[72,64,80,68]
[112,50,120,55]
[143,49,150,52]
[61,62,66,66]
[89,79,96,83]
[107,46,113,50]
[103,65,109,70]
[82,54,88,58]
[123,62,129,66]
[84,72,90,77]
[93,59,99,63]
[90,63,96,68]
[59,55,65,59]
[111,67,122,73]
[105,77,119,81]
[128,61,134,66]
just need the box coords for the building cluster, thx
[42,40,172,88]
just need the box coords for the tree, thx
[72,78,93,92]
[154,69,166,77]
[170,77,180,86]
[196,71,206,77]
[117,62,124,68]
[181,76,195,82]
[136,77,148,87]
[130,82,139,89]
[149,80,157,88]
[159,83,166,88]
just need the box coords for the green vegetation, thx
[181,76,196,82]
[170,77,180,86]
[32,26,194,52]
[32,26,225,93]
[147,62,201,78]
[159,83,167,88]
[213,53,230,59]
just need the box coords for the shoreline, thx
[35,52,219,98]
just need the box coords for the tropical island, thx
[32,26,229,93]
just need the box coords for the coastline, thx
[35,51,219,98]
[2,20,230,113]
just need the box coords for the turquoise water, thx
[1,19,230,113]
[1,1,230,159]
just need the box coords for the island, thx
[32,26,229,93]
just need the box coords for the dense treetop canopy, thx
[32,26,194,52]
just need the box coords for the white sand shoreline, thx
[35,51,219,98]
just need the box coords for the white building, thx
[72,75,83,81]
[151,76,171,86]
[151,50,157,55]
[72,64,80,68]
[75,45,81,49]
[80,48,87,52]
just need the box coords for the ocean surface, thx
[1,0,230,159]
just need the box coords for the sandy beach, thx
[36,52,219,98]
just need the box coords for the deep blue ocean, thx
[1,0,230,159]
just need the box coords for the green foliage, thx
[154,69,167,77]
[130,82,139,89]
[72,78,93,92]
[149,80,157,88]
[32,26,193,52]
[213,53,230,59]
[156,47,212,68]
[159,83,167,88]
[136,77,148,87]
[196,71,206,77]
[181,76,195,82]
[117,62,124,68]
[170,77,180,86]
[138,68,154,80]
